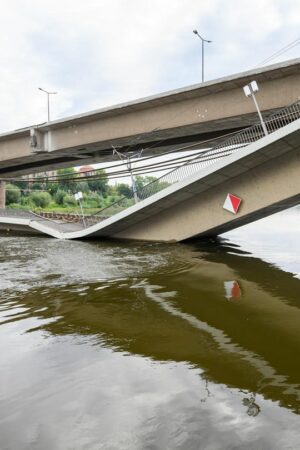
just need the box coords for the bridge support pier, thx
[0,182,6,209]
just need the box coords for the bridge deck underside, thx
[0,59,299,177]
[0,112,270,177]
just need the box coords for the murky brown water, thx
[0,208,299,450]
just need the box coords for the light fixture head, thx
[243,85,252,97]
[193,29,198,35]
[249,80,259,93]
[38,87,57,95]
[243,80,259,97]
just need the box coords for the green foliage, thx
[7,203,22,209]
[30,192,51,208]
[135,176,157,193]
[19,196,33,209]
[54,189,66,205]
[82,192,104,209]
[63,194,77,206]
[45,183,59,196]
[6,184,21,205]
[7,167,147,214]
[117,183,132,198]
[13,179,27,190]
[150,180,170,194]
[74,181,89,194]
[31,182,44,191]
[135,175,169,195]
[87,169,109,195]
[57,167,76,176]
[56,167,77,190]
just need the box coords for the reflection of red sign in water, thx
[224,281,241,300]
[223,193,242,214]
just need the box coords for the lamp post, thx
[243,81,268,136]
[38,87,57,122]
[193,30,212,83]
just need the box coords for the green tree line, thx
[5,169,170,213]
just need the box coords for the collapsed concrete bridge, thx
[0,101,299,242]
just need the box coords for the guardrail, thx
[85,100,300,227]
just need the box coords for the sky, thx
[0,0,299,135]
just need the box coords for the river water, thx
[0,208,299,450]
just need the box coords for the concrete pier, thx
[0,182,5,209]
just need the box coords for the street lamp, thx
[38,87,57,122]
[193,30,212,83]
[243,81,268,136]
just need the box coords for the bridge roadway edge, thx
[0,59,299,177]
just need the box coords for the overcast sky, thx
[0,0,299,134]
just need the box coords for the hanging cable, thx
[255,37,300,67]
[6,127,240,184]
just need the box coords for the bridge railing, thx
[86,100,300,226]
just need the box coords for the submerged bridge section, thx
[0,59,299,178]
[0,101,299,242]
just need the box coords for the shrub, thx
[6,184,21,205]
[82,192,103,208]
[8,203,21,209]
[63,194,77,206]
[30,192,51,208]
[54,189,66,205]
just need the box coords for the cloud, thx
[0,0,298,132]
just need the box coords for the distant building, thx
[21,169,57,187]
[77,165,95,177]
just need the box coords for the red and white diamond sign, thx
[224,281,241,300]
[223,193,242,214]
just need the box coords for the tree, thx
[45,182,59,196]
[13,179,27,190]
[87,169,109,195]
[135,176,158,192]
[56,167,77,190]
[6,184,21,205]
[117,183,132,198]
[135,175,170,196]
[72,181,89,194]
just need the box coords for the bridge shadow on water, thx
[0,236,299,418]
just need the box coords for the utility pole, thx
[112,146,143,204]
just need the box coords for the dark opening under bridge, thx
[1,101,299,242]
